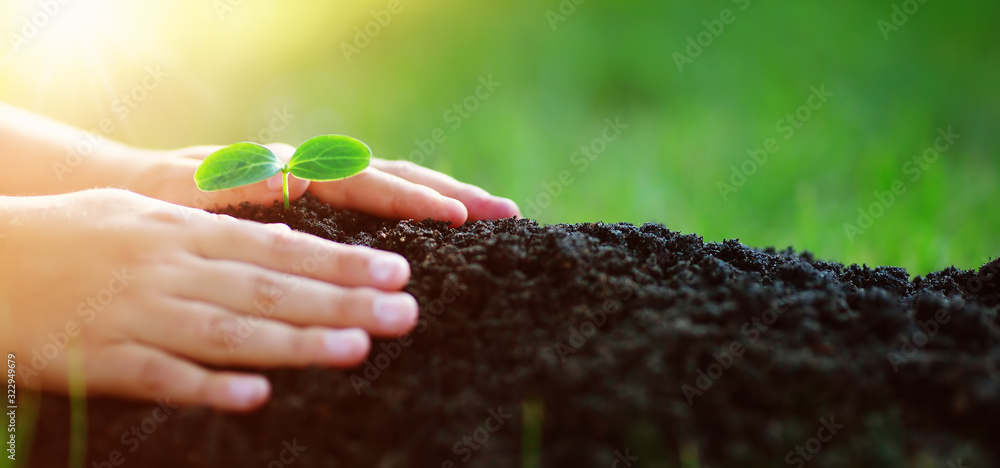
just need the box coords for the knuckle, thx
[266,226,301,256]
[329,243,362,264]
[141,204,195,226]
[324,291,351,324]
[198,313,242,351]
[393,160,418,172]
[390,191,411,214]
[308,238,341,263]
[135,355,173,395]
[211,213,240,225]
[346,291,375,322]
[87,187,133,200]
[318,249,348,278]
[250,271,281,295]
[249,272,288,317]
[190,374,214,404]
[287,329,314,360]
[327,287,369,323]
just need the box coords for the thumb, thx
[205,172,310,210]
[147,144,311,210]
[199,142,309,210]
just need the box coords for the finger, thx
[127,297,372,367]
[87,344,271,412]
[307,167,469,226]
[191,219,410,290]
[371,158,521,221]
[169,256,418,336]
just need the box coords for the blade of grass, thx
[521,396,543,468]
[679,440,700,468]
[67,341,87,468]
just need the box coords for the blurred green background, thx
[1,0,997,275]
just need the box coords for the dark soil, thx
[31,195,1000,467]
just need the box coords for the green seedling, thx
[194,135,371,209]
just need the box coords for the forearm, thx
[0,103,158,196]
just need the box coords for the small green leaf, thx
[287,135,371,181]
[194,143,284,191]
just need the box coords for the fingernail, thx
[373,294,419,330]
[228,376,269,406]
[498,198,521,218]
[369,255,408,283]
[324,329,369,360]
[266,174,282,191]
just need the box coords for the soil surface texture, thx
[31,195,1000,467]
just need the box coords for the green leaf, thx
[194,143,284,191]
[287,135,371,181]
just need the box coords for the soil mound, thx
[31,195,1000,467]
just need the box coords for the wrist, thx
[47,140,160,195]
[102,142,162,190]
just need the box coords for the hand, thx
[133,144,520,226]
[307,158,520,226]
[0,189,417,411]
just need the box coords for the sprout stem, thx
[282,170,290,210]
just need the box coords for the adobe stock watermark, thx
[248,104,296,144]
[440,406,512,467]
[948,457,971,468]
[551,259,644,364]
[221,235,343,352]
[545,0,586,31]
[886,307,951,372]
[877,0,929,41]
[681,297,790,405]
[610,448,638,467]
[673,0,751,73]
[212,0,247,21]
[784,416,844,467]
[19,268,134,385]
[51,65,169,182]
[6,354,16,462]
[957,259,1000,298]
[340,0,406,63]
[842,126,959,243]
[111,65,170,120]
[394,74,501,177]
[717,84,833,201]
[4,0,74,60]
[522,116,628,218]
[350,282,460,394]
[266,439,306,468]
[91,397,179,467]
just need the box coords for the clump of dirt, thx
[31,195,1000,467]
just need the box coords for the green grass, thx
[67,343,87,468]
[3,0,996,277]
[0,3,995,464]
[520,397,543,468]
[176,0,998,276]
[0,388,38,468]
[0,345,86,468]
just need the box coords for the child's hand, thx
[135,144,520,226]
[0,189,417,411]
